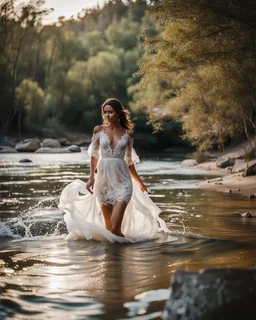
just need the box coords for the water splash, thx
[0,197,67,240]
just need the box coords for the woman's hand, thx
[86,178,94,194]
[139,181,148,193]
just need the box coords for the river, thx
[0,149,255,319]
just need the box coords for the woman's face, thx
[103,105,119,124]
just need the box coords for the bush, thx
[192,150,210,163]
[16,79,46,124]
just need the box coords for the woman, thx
[58,98,170,243]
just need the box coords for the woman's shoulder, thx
[127,129,134,139]
[93,125,103,134]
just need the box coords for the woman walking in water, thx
[86,98,147,237]
[59,98,170,243]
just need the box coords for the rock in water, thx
[19,159,33,163]
[66,145,81,152]
[163,268,256,320]
[15,138,41,152]
[41,138,61,148]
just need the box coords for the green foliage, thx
[42,118,67,137]
[191,150,210,164]
[128,0,148,22]
[16,79,46,124]
[105,18,140,50]
[1,0,164,142]
[132,0,256,150]
[0,58,12,135]
[86,51,122,97]
[83,30,107,57]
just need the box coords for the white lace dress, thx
[58,129,171,243]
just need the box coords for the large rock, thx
[232,159,246,173]
[0,146,18,153]
[180,159,198,167]
[163,268,256,320]
[216,156,232,168]
[66,145,81,152]
[57,136,91,146]
[35,147,71,153]
[41,138,61,148]
[57,137,72,146]
[243,159,256,177]
[15,138,41,152]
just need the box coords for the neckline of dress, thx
[102,130,128,153]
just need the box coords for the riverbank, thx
[195,141,256,196]
[199,168,256,196]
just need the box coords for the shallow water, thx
[0,149,256,319]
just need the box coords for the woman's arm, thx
[129,164,148,193]
[86,126,101,194]
[126,129,147,193]
[86,156,98,194]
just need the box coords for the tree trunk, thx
[45,35,57,87]
[243,112,256,152]
[34,33,41,82]
[7,29,27,134]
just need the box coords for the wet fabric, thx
[58,129,170,243]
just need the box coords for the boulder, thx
[66,145,81,152]
[69,138,90,146]
[56,137,71,146]
[41,138,61,148]
[163,268,256,320]
[242,159,256,177]
[15,138,41,152]
[0,146,18,153]
[35,147,71,153]
[57,136,91,146]
[61,139,75,146]
[216,156,231,168]
[180,159,198,167]
[231,159,246,173]
[231,212,253,218]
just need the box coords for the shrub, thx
[192,150,210,163]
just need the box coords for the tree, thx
[0,58,13,136]
[133,0,256,150]
[105,18,140,50]
[16,79,45,127]
[0,0,50,135]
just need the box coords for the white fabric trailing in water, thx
[59,179,170,243]
[58,129,171,243]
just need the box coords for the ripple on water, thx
[1,154,256,319]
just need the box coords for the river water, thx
[0,149,255,319]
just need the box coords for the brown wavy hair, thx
[101,98,134,129]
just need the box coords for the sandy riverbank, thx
[199,168,256,196]
[195,141,256,196]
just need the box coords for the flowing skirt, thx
[58,177,171,243]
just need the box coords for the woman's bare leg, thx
[101,204,112,231]
[110,201,127,237]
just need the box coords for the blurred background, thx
[1,0,256,153]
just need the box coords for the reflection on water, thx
[0,151,256,319]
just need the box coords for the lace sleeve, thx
[125,136,140,166]
[88,132,101,159]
